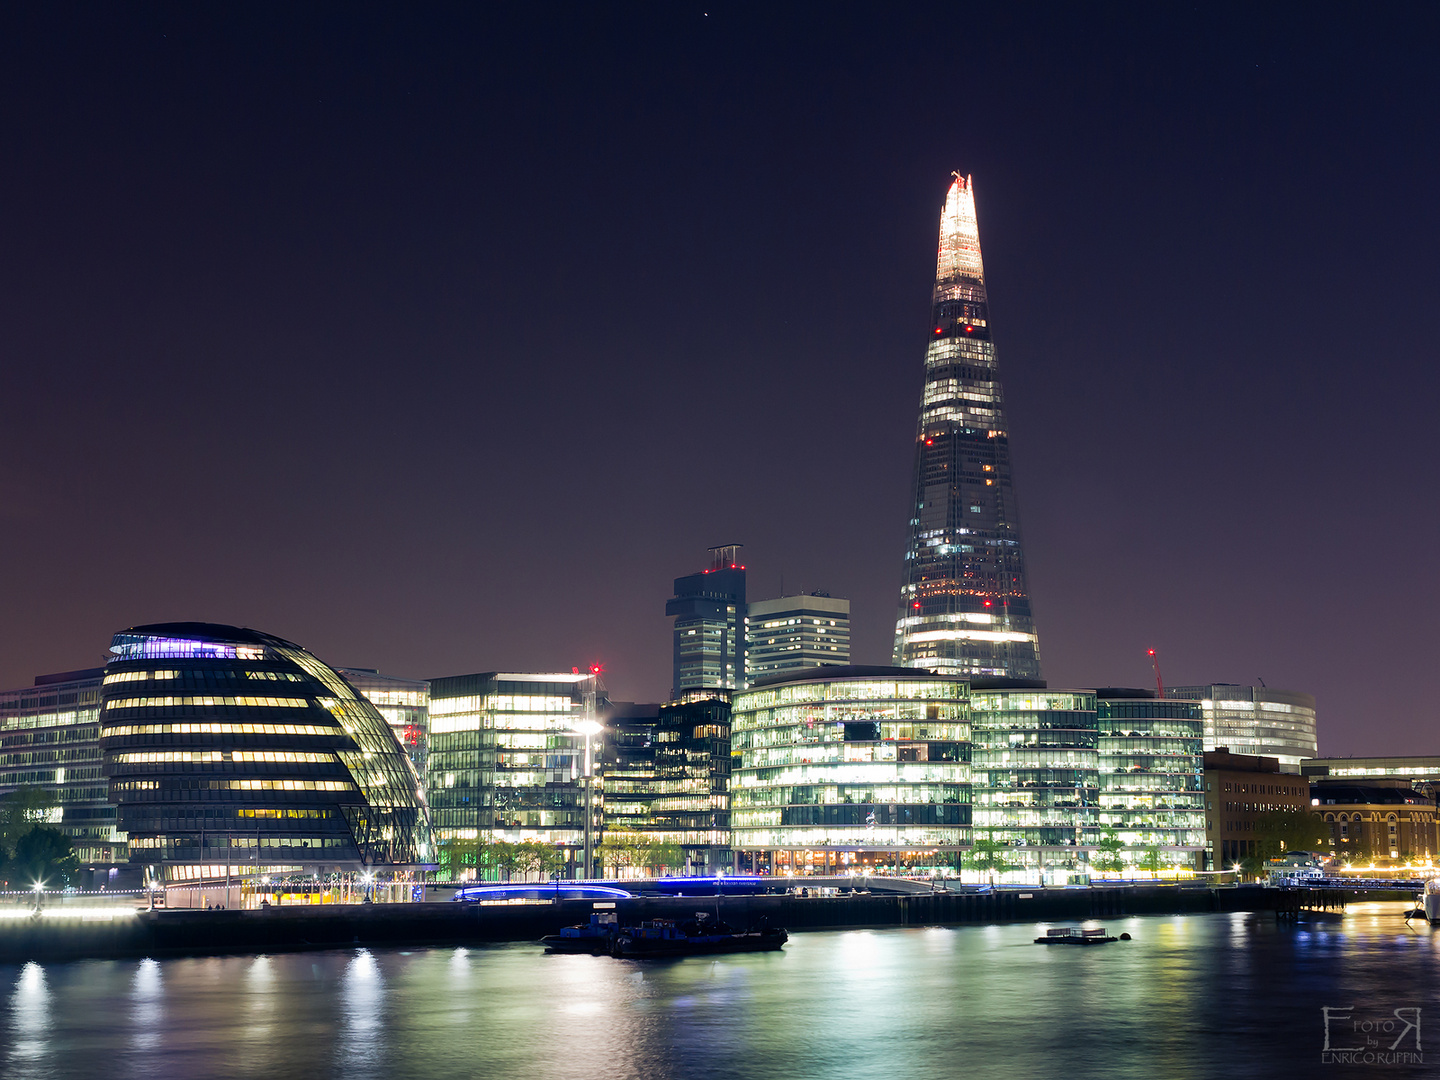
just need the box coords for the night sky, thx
[2,6,1436,754]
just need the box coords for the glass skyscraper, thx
[894,174,1041,679]
[666,545,746,698]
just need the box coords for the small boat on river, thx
[541,911,620,954]
[610,913,788,958]
[1035,926,1118,945]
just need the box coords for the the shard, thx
[893,174,1041,679]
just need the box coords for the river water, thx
[1,904,1435,1079]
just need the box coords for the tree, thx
[486,841,524,881]
[598,830,649,877]
[644,840,684,875]
[1092,830,1125,875]
[0,787,57,858]
[1142,845,1162,876]
[437,836,482,881]
[968,832,1017,884]
[1254,808,1330,857]
[3,826,79,889]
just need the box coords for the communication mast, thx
[1147,649,1165,699]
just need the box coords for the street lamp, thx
[574,718,604,880]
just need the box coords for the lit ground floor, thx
[735,845,1204,883]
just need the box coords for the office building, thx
[602,701,663,836]
[969,681,1098,882]
[1202,749,1311,870]
[336,668,430,777]
[600,694,733,873]
[100,623,429,882]
[650,692,732,872]
[666,545,746,697]
[746,593,850,683]
[893,174,1041,680]
[1170,685,1318,771]
[0,668,127,868]
[1302,757,1440,801]
[1094,689,1206,872]
[1311,780,1438,864]
[427,670,602,875]
[730,666,970,875]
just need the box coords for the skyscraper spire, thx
[893,174,1041,679]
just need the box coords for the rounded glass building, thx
[730,666,970,875]
[100,623,429,880]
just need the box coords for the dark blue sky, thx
[1,5,1436,754]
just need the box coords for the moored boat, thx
[610,914,788,958]
[540,911,620,954]
[1035,926,1118,945]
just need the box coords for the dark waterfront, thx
[2,906,1434,1080]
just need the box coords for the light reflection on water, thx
[2,910,1439,1079]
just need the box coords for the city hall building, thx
[100,623,430,883]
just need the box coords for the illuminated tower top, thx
[893,174,1041,680]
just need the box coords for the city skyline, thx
[2,8,1437,756]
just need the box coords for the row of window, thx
[114,778,356,792]
[102,722,337,737]
[112,750,338,765]
[105,696,310,710]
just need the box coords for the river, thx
[3,904,1435,1079]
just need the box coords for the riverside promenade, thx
[0,883,1354,963]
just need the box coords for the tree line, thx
[0,788,80,889]
[437,830,685,881]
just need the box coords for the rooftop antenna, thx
[1257,676,1267,688]
[1147,649,1165,699]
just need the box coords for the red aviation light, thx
[913,602,922,609]
[983,600,992,608]
[935,327,943,335]
[590,663,604,675]
[964,325,973,333]
[925,438,934,446]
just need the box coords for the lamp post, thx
[574,719,603,879]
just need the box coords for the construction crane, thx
[1147,648,1165,699]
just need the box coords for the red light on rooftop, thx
[912,602,921,609]
[983,600,992,607]
[934,327,943,334]
[925,439,933,445]
[589,664,603,675]
[964,325,972,333]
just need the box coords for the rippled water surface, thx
[3,905,1437,1079]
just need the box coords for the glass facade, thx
[600,693,734,871]
[746,593,850,684]
[1169,685,1317,772]
[100,623,429,878]
[1096,690,1206,870]
[427,671,600,873]
[0,668,127,866]
[970,685,1097,878]
[336,668,429,777]
[666,546,745,697]
[731,667,970,873]
[894,174,1040,680]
